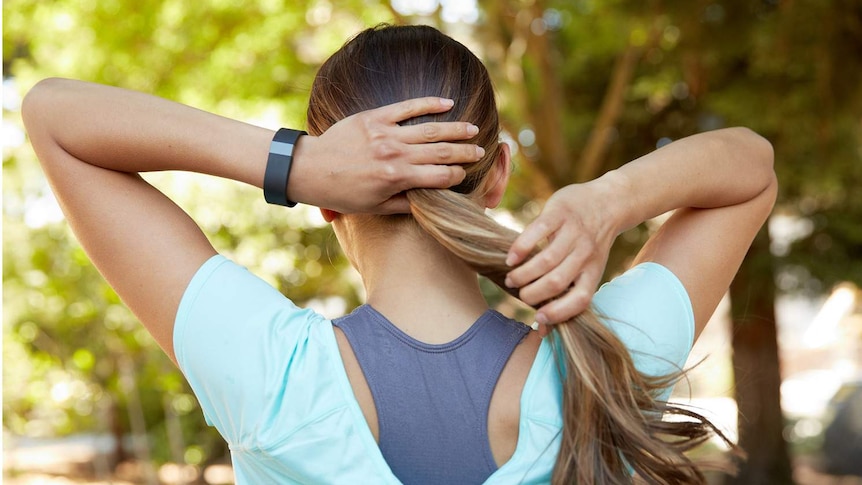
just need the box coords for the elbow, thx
[753,172,779,224]
[22,78,56,134]
[22,78,66,124]
[22,78,77,129]
[745,127,774,172]
[22,78,71,159]
[725,126,775,189]
[729,126,774,168]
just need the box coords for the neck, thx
[353,224,490,344]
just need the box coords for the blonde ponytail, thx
[408,187,737,484]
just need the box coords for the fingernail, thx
[476,146,485,158]
[504,276,514,288]
[467,124,479,135]
[535,312,549,325]
[505,253,516,266]
[441,98,455,107]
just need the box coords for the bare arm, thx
[22,78,483,363]
[506,127,776,339]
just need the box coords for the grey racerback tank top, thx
[333,305,531,485]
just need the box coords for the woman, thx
[23,24,775,484]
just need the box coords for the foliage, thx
[3,0,394,466]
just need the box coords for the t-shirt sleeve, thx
[591,262,695,399]
[173,254,334,448]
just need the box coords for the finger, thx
[398,122,479,144]
[505,226,570,288]
[376,97,455,124]
[535,285,594,325]
[507,217,558,267]
[517,248,588,306]
[571,263,602,297]
[535,264,601,324]
[409,142,484,165]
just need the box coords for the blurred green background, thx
[3,1,861,484]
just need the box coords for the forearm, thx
[507,127,776,325]
[23,78,272,187]
[602,127,775,233]
[24,78,481,214]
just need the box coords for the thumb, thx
[376,194,412,215]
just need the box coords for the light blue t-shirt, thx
[174,255,694,484]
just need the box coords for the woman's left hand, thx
[504,177,625,330]
[290,97,485,214]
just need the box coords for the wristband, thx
[264,128,307,207]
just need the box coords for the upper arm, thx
[27,128,215,363]
[632,174,777,340]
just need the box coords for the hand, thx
[505,179,624,332]
[290,97,484,214]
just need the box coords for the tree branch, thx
[576,16,664,182]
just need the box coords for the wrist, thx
[263,128,306,207]
[594,169,640,235]
[280,133,317,207]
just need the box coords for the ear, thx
[483,142,512,209]
[320,208,341,222]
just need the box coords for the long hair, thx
[307,24,737,484]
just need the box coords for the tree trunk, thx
[522,1,570,187]
[727,225,794,484]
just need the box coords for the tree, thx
[706,2,862,482]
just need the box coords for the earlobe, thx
[484,142,512,209]
[320,208,341,222]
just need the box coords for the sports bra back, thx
[332,304,531,485]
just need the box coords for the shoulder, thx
[174,255,349,441]
[592,262,695,377]
[593,262,693,322]
[175,255,328,369]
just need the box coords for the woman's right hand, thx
[506,129,776,340]
[289,97,485,215]
[504,175,628,328]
